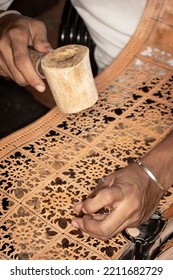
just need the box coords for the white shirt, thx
[71,0,147,71]
[0,0,147,71]
[0,0,13,10]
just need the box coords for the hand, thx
[72,130,173,240]
[0,13,52,91]
[72,163,163,240]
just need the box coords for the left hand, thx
[72,163,163,240]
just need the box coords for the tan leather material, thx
[0,0,173,260]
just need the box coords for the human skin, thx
[72,129,173,241]
[0,13,52,92]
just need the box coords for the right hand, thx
[0,13,52,92]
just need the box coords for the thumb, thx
[32,23,53,53]
[33,34,53,53]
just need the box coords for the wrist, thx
[142,130,173,191]
[136,159,165,192]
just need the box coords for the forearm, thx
[142,129,173,191]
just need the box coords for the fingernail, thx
[47,47,53,52]
[82,208,87,214]
[35,85,45,92]
[71,221,79,228]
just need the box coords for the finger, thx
[30,20,52,53]
[98,198,143,237]
[72,213,118,240]
[80,187,123,215]
[90,173,117,199]
[6,23,46,90]
[96,173,116,190]
[72,215,106,239]
[74,175,115,213]
[74,202,83,214]
[0,67,13,79]
[2,44,28,85]
[11,39,46,91]
[73,199,139,240]
[0,56,13,80]
[0,38,23,81]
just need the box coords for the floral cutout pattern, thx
[0,0,173,260]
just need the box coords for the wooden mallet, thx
[30,44,98,113]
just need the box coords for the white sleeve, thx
[0,0,14,10]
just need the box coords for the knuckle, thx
[132,198,141,212]
[99,223,112,237]
[101,188,114,204]
[16,80,27,86]
[81,203,92,215]
[0,69,7,77]
[30,18,46,34]
[8,26,25,38]
[100,236,109,241]
[14,75,27,86]
[33,19,46,30]
[0,37,9,51]
[13,54,27,67]
[18,81,27,86]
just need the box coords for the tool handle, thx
[29,48,45,78]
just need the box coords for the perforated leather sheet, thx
[0,0,173,260]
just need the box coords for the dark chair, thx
[58,0,98,77]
